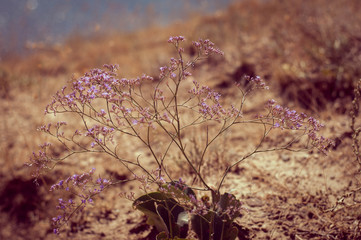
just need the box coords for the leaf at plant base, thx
[218,193,231,210]
[133,192,189,238]
[191,212,212,240]
[158,197,189,238]
[142,206,169,234]
[133,192,170,233]
[192,209,239,240]
[157,204,190,238]
[227,226,239,240]
[133,192,169,213]
[156,231,169,240]
[213,213,239,240]
[157,204,179,237]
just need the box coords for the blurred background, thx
[0,0,235,58]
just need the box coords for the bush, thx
[27,36,333,239]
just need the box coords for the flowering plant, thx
[28,36,333,239]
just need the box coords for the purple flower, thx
[170,72,177,79]
[168,36,185,43]
[192,39,224,56]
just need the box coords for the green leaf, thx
[156,231,169,240]
[191,212,212,240]
[133,192,189,238]
[157,204,179,238]
[133,192,170,211]
[156,199,189,238]
[133,192,171,233]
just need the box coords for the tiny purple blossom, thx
[168,36,185,44]
[170,72,177,79]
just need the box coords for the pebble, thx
[246,197,264,207]
[281,154,290,162]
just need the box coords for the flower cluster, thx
[45,66,153,116]
[235,75,269,93]
[189,194,209,216]
[266,99,334,153]
[189,80,240,120]
[50,168,112,234]
[37,121,83,140]
[307,120,335,153]
[131,168,166,193]
[30,38,227,180]
[266,100,308,130]
[85,125,115,148]
[158,178,190,198]
[27,142,52,179]
[247,75,269,90]
[192,39,224,56]
[159,57,188,82]
[168,36,185,44]
[168,36,186,54]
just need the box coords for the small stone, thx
[246,198,264,207]
[281,154,290,162]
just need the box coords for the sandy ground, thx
[1,0,361,239]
